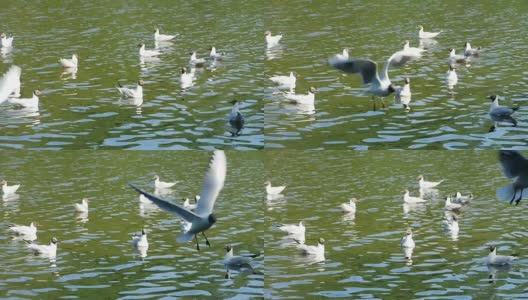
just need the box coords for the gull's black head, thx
[489,245,496,253]
[318,238,325,245]
[404,78,410,84]
[209,214,217,224]
[141,229,146,235]
[309,86,317,94]
[224,245,232,252]
[138,79,144,86]
[230,100,238,105]
[181,67,186,74]
[487,95,498,102]
[51,237,58,244]
[138,43,144,48]
[388,84,396,93]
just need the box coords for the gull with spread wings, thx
[129,150,227,250]
[497,150,528,205]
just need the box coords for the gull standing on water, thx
[129,151,227,251]
[486,246,516,266]
[488,95,519,129]
[464,42,481,57]
[9,222,37,237]
[0,33,14,48]
[180,67,195,89]
[189,51,206,67]
[417,175,443,190]
[497,150,528,205]
[278,221,305,236]
[341,198,357,213]
[297,238,325,258]
[401,228,415,260]
[448,48,470,64]
[394,78,411,110]
[403,189,426,204]
[154,175,178,189]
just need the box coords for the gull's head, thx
[309,87,317,94]
[403,104,410,110]
[30,222,37,227]
[402,188,409,194]
[405,228,413,236]
[210,46,216,51]
[448,48,456,54]
[299,221,305,227]
[153,175,159,180]
[318,238,325,245]
[264,181,271,186]
[51,237,59,244]
[224,245,232,253]
[264,31,271,36]
[418,25,424,30]
[489,245,496,253]
[402,40,410,47]
[194,195,200,201]
[0,180,6,185]
[404,78,410,85]
[230,100,238,105]
[33,90,42,96]
[487,95,498,102]
[388,84,396,93]
[138,43,145,48]
[138,79,145,86]
[141,228,147,235]
[154,28,159,34]
[449,64,456,71]
[181,67,187,74]
[350,197,358,203]
[82,198,90,203]
[0,33,6,38]
[208,214,217,224]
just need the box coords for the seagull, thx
[418,175,443,189]
[442,215,459,234]
[488,95,519,129]
[179,67,195,89]
[59,54,78,68]
[0,65,22,104]
[189,51,206,66]
[26,237,58,257]
[269,72,296,89]
[328,49,421,109]
[284,87,316,105]
[402,40,425,57]
[448,48,470,64]
[445,196,462,210]
[334,48,350,61]
[278,221,305,236]
[394,78,411,110]
[1,180,20,196]
[0,33,14,48]
[418,25,442,39]
[228,100,245,136]
[209,47,225,60]
[224,245,256,278]
[453,192,473,204]
[117,80,144,98]
[264,181,286,195]
[464,42,481,57]
[129,150,227,251]
[183,198,197,210]
[132,229,149,258]
[401,228,415,260]
[138,43,161,57]
[74,198,89,212]
[265,31,282,48]
[154,28,176,42]
[297,238,325,257]
[487,246,516,266]
[154,175,178,189]
[9,222,37,236]
[7,90,41,109]
[497,150,528,205]
[341,198,357,213]
[446,64,458,90]
[403,189,426,203]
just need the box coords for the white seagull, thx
[487,246,516,266]
[269,72,296,89]
[9,222,37,236]
[298,238,325,257]
[117,80,143,98]
[154,28,176,42]
[183,198,197,210]
[341,198,357,213]
[442,215,459,234]
[446,64,458,90]
[444,196,462,210]
[26,237,58,257]
[264,181,286,195]
[403,189,426,204]
[284,87,316,105]
[1,180,20,196]
[129,150,227,251]
[488,95,519,128]
[464,42,481,57]
[8,90,41,109]
[394,78,411,110]
[60,54,78,68]
[448,48,470,64]
[402,40,425,57]
[265,31,282,48]
[180,67,195,89]
[209,47,225,60]
[401,228,415,260]
[224,245,256,278]
[154,175,178,189]
[0,65,22,104]
[0,33,14,48]
[418,26,442,39]
[132,229,149,258]
[453,192,473,204]
[74,198,89,212]
[334,48,350,61]
[497,150,528,205]
[278,221,305,236]
[138,43,161,57]
[189,51,206,66]
[228,100,245,136]
[417,175,443,189]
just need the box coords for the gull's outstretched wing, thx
[129,183,200,223]
[196,150,227,217]
[388,50,421,68]
[0,65,21,104]
[499,151,528,179]
[328,57,378,84]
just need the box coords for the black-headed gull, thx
[154,28,176,42]
[402,40,425,57]
[8,90,41,109]
[444,196,462,210]
[228,100,244,136]
[26,237,58,257]
[1,180,20,196]
[442,214,459,234]
[209,47,225,60]
[341,198,357,213]
[297,238,325,258]
[0,33,14,48]
[448,48,470,64]
[497,150,528,205]
[279,221,305,236]
[446,64,458,90]
[284,87,316,105]
[418,26,442,39]
[453,192,473,204]
[138,43,161,57]
[74,198,89,212]
[265,31,282,48]
[129,150,226,251]
[60,54,78,68]
[132,229,149,258]
[117,80,143,99]
[417,175,443,189]
[264,181,285,195]
[334,48,349,61]
[394,78,411,110]
[401,228,415,260]
[403,189,425,204]
[154,175,178,189]
[224,245,256,278]
[189,51,206,67]
[9,222,37,236]
[0,65,22,104]
[180,67,194,89]
[487,246,516,266]
[488,95,519,129]
[269,72,296,90]
[464,42,481,57]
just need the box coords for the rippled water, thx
[0,151,264,298]
[0,1,263,150]
[265,151,528,298]
[264,1,528,149]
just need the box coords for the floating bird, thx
[132,229,149,258]
[224,245,256,278]
[0,33,14,48]
[129,150,226,251]
[183,198,197,210]
[189,51,206,66]
[453,192,473,204]
[209,47,225,60]
[59,54,78,68]
[394,78,411,110]
[402,40,425,57]
[403,189,426,203]
[138,43,161,57]
[297,238,325,257]
[448,48,470,64]
[154,175,178,189]
[228,100,245,136]
[9,222,37,236]
[486,246,516,266]
[26,237,58,257]
[0,65,22,104]
[418,175,443,189]
[264,181,286,195]
[401,228,415,260]
[1,180,20,196]
[464,42,481,57]
[117,80,143,98]
[341,198,357,213]
[74,198,89,212]
[269,72,296,89]
[334,48,350,61]
[284,87,316,105]
[497,150,528,205]
[444,196,462,210]
[418,26,442,39]
[488,95,519,129]
[265,31,282,48]
[180,67,195,88]
[442,215,459,234]
[446,64,458,90]
[154,28,176,42]
[278,221,305,236]
[7,90,41,109]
